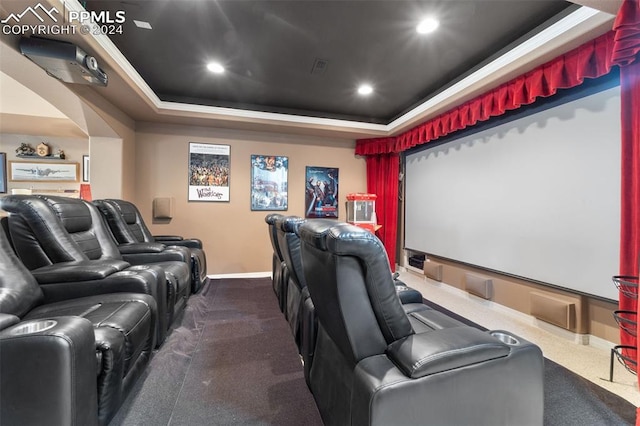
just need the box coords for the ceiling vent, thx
[19,37,108,86]
[310,58,329,75]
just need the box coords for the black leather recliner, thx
[275,215,307,336]
[276,215,436,386]
[0,226,156,426]
[0,195,190,337]
[94,199,208,294]
[298,220,544,426]
[265,213,287,312]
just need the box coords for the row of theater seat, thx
[0,196,208,426]
[266,215,546,426]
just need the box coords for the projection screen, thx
[405,86,621,300]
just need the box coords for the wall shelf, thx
[15,155,67,161]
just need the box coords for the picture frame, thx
[82,155,90,182]
[0,153,6,193]
[9,160,79,182]
[250,155,288,211]
[305,166,339,218]
[188,142,230,202]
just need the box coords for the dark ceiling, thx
[84,0,574,124]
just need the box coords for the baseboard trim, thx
[208,272,271,279]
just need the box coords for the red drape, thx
[611,1,640,423]
[615,1,640,286]
[366,153,399,271]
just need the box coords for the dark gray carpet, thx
[110,278,636,426]
[422,299,636,425]
[109,277,322,426]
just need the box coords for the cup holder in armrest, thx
[10,320,58,335]
[490,331,520,346]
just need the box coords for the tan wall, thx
[133,123,366,274]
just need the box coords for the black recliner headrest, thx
[299,220,414,364]
[42,196,93,233]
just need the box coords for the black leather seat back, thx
[0,195,89,269]
[299,220,414,366]
[1,195,124,265]
[0,225,44,317]
[41,196,123,260]
[94,199,153,244]
[275,216,306,289]
[265,213,285,263]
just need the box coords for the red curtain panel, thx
[365,153,399,271]
[614,1,640,286]
[611,1,640,424]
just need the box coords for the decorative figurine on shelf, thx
[56,149,66,159]
[15,143,36,156]
[36,142,50,157]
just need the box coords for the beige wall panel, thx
[589,298,621,344]
[134,124,366,274]
[90,136,123,199]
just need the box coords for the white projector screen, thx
[405,86,621,300]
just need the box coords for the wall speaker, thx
[464,273,493,299]
[153,197,173,220]
[530,292,576,330]
[424,262,443,281]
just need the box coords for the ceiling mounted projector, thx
[19,37,108,87]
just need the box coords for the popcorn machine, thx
[346,193,381,233]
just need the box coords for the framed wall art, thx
[250,155,288,211]
[9,160,79,182]
[188,142,230,202]
[0,153,6,193]
[82,155,90,182]
[305,166,338,218]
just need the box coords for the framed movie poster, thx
[251,155,288,211]
[305,166,338,218]
[188,143,230,202]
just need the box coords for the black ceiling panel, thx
[85,0,574,123]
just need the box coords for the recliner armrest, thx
[386,327,509,379]
[153,235,183,241]
[0,313,20,331]
[120,245,191,265]
[154,236,203,249]
[118,242,167,254]
[0,316,98,426]
[30,260,130,284]
[29,265,169,344]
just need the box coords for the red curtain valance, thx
[613,0,640,66]
[356,31,616,155]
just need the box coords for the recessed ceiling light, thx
[207,62,225,74]
[133,20,152,30]
[416,17,439,34]
[358,84,373,96]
